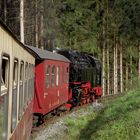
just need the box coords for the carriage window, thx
[46,65,50,88]
[25,63,28,80]
[11,60,18,132]
[24,63,28,109]
[0,56,9,140]
[52,66,55,87]
[56,66,59,86]
[1,57,9,93]
[13,60,18,86]
[66,67,69,84]
[18,62,24,120]
[20,63,24,81]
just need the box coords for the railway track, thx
[98,93,125,103]
[31,104,88,138]
[31,93,124,139]
[31,103,91,139]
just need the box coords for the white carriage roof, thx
[26,45,70,63]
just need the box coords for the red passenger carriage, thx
[27,46,70,122]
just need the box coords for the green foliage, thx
[46,0,99,52]
[44,0,140,54]
[63,88,140,140]
[116,0,140,45]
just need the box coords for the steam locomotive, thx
[57,50,102,107]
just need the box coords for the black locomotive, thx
[57,50,102,106]
[57,50,102,86]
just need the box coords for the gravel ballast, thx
[33,102,103,140]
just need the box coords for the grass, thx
[64,88,140,140]
[65,113,96,140]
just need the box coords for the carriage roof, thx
[26,45,70,63]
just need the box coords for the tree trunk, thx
[113,45,116,94]
[107,46,110,95]
[139,45,140,78]
[35,0,39,47]
[106,1,109,95]
[40,0,44,49]
[102,20,106,96]
[102,45,105,96]
[115,43,118,94]
[125,64,128,91]
[120,44,123,93]
[113,32,116,94]
[20,0,24,43]
[130,55,132,87]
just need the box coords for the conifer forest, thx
[0,0,140,95]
